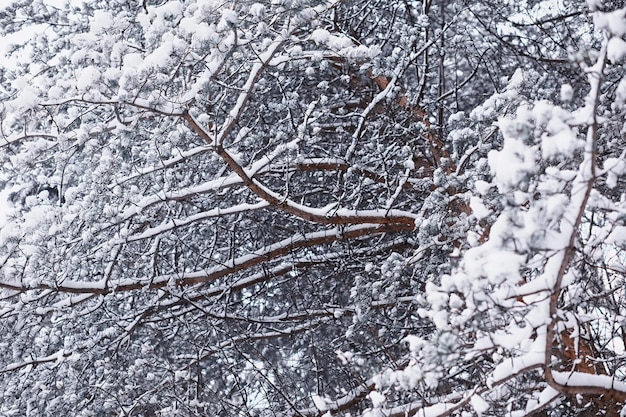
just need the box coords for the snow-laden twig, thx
[0,224,399,295]
[543,33,609,396]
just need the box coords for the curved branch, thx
[126,201,270,242]
[216,143,417,228]
[0,132,58,149]
[544,34,608,398]
[0,224,404,295]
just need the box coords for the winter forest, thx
[3,0,626,415]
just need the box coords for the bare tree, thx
[0,0,626,416]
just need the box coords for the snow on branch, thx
[0,224,399,296]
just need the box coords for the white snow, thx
[10,87,39,111]
[488,134,537,193]
[607,226,626,245]
[90,10,114,34]
[249,3,265,17]
[221,9,239,25]
[552,371,626,392]
[311,394,330,411]
[474,180,492,195]
[471,394,490,415]
[0,187,11,228]
[469,196,491,220]
[76,66,101,91]
[489,333,546,383]
[310,29,330,45]
[368,391,386,408]
[594,8,626,37]
[608,37,626,62]
[560,84,574,102]
[541,128,580,159]
[122,52,144,69]
[153,0,184,19]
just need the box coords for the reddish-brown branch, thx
[543,39,610,406]
[216,143,416,228]
[0,224,404,296]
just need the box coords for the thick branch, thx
[545,34,607,397]
[0,224,403,295]
[216,143,417,228]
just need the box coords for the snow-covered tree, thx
[0,0,625,415]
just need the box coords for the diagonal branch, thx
[543,34,618,398]
[0,224,403,296]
